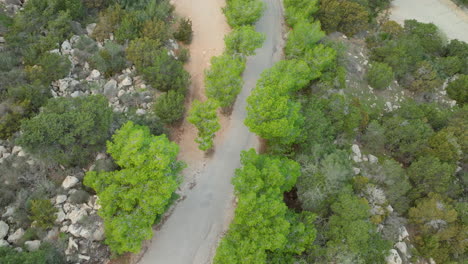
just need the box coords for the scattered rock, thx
[7,228,24,244]
[395,241,409,258]
[2,206,15,218]
[56,208,66,223]
[0,240,8,247]
[368,154,378,164]
[398,226,409,241]
[78,254,91,261]
[68,224,82,237]
[24,240,41,252]
[92,224,105,241]
[87,69,101,81]
[0,221,9,239]
[62,176,79,190]
[86,23,97,36]
[11,146,22,155]
[353,167,361,175]
[60,225,69,233]
[65,237,78,255]
[386,249,402,264]
[352,144,362,158]
[70,91,83,98]
[136,109,146,115]
[68,208,88,224]
[0,146,6,156]
[44,228,59,242]
[61,40,72,55]
[103,79,118,99]
[56,195,67,205]
[120,76,132,87]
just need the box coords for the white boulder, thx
[7,228,24,244]
[386,249,402,264]
[352,144,362,158]
[67,208,87,224]
[56,195,67,205]
[62,176,79,190]
[0,240,8,247]
[0,221,9,239]
[368,154,378,164]
[24,240,41,252]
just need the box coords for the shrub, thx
[317,0,369,37]
[224,26,265,56]
[0,243,66,264]
[84,121,185,254]
[115,11,142,43]
[140,50,190,92]
[69,190,90,204]
[408,61,443,93]
[90,41,127,77]
[367,62,394,90]
[26,53,71,85]
[446,74,468,105]
[284,0,319,27]
[154,90,185,124]
[17,95,113,167]
[174,18,193,44]
[141,18,170,43]
[126,38,163,68]
[29,199,58,229]
[188,99,220,151]
[223,0,264,27]
[92,4,124,41]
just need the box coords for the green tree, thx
[205,54,245,109]
[224,26,265,56]
[84,121,184,254]
[285,20,325,59]
[408,155,456,200]
[126,37,163,68]
[115,11,142,43]
[154,90,185,124]
[29,199,58,229]
[174,18,193,44]
[25,53,71,85]
[445,39,468,74]
[223,0,264,27]
[90,41,127,77]
[214,150,316,263]
[92,4,124,41]
[408,61,442,93]
[140,18,170,43]
[317,0,369,37]
[408,193,465,263]
[425,129,462,163]
[404,19,445,55]
[446,74,468,105]
[140,49,190,92]
[17,95,113,167]
[283,0,318,27]
[326,187,391,263]
[0,244,66,264]
[188,99,221,151]
[367,62,394,90]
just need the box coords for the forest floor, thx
[390,0,468,42]
[137,0,285,263]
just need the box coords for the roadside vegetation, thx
[0,0,190,261]
[217,0,467,263]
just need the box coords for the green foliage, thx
[92,4,124,41]
[408,155,456,201]
[383,116,434,164]
[223,0,265,28]
[284,0,318,27]
[425,130,462,163]
[224,26,265,56]
[84,121,184,254]
[214,150,316,263]
[205,54,246,108]
[285,20,325,59]
[445,39,468,74]
[26,53,71,85]
[296,150,354,213]
[188,99,220,151]
[115,11,142,43]
[174,18,193,44]
[409,193,466,263]
[126,38,163,68]
[317,0,369,37]
[141,18,170,43]
[326,187,391,263]
[140,49,189,92]
[446,74,468,105]
[404,19,445,55]
[436,56,463,77]
[17,95,113,167]
[0,243,66,264]
[154,90,185,124]
[367,62,394,90]
[408,61,442,93]
[29,199,58,229]
[90,41,127,77]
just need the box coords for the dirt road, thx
[138,0,284,263]
[390,0,468,42]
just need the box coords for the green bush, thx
[29,199,58,229]
[224,26,265,56]
[115,11,142,43]
[90,41,127,77]
[446,74,468,105]
[69,190,91,204]
[188,99,220,151]
[174,18,193,44]
[317,0,369,37]
[17,95,113,167]
[223,0,264,27]
[0,243,66,264]
[367,62,394,90]
[92,4,124,41]
[154,90,185,124]
[140,50,189,92]
[126,38,163,68]
[141,18,170,43]
[26,53,71,85]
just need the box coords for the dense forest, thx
[0,0,467,263]
[215,0,467,263]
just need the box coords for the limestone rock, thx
[56,195,67,205]
[61,40,72,55]
[136,109,146,115]
[65,237,78,255]
[7,228,24,244]
[92,224,105,241]
[87,69,101,81]
[11,146,21,155]
[68,224,82,237]
[86,23,97,36]
[24,240,41,252]
[368,154,378,164]
[120,76,132,87]
[0,240,8,247]
[352,144,362,158]
[398,226,409,241]
[103,79,118,99]
[68,208,87,224]
[386,249,402,264]
[0,221,9,239]
[56,208,66,223]
[395,241,409,258]
[62,176,79,190]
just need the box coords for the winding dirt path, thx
[138,0,285,263]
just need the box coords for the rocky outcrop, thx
[0,221,8,239]
[62,176,79,190]
[24,240,41,252]
[7,228,24,245]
